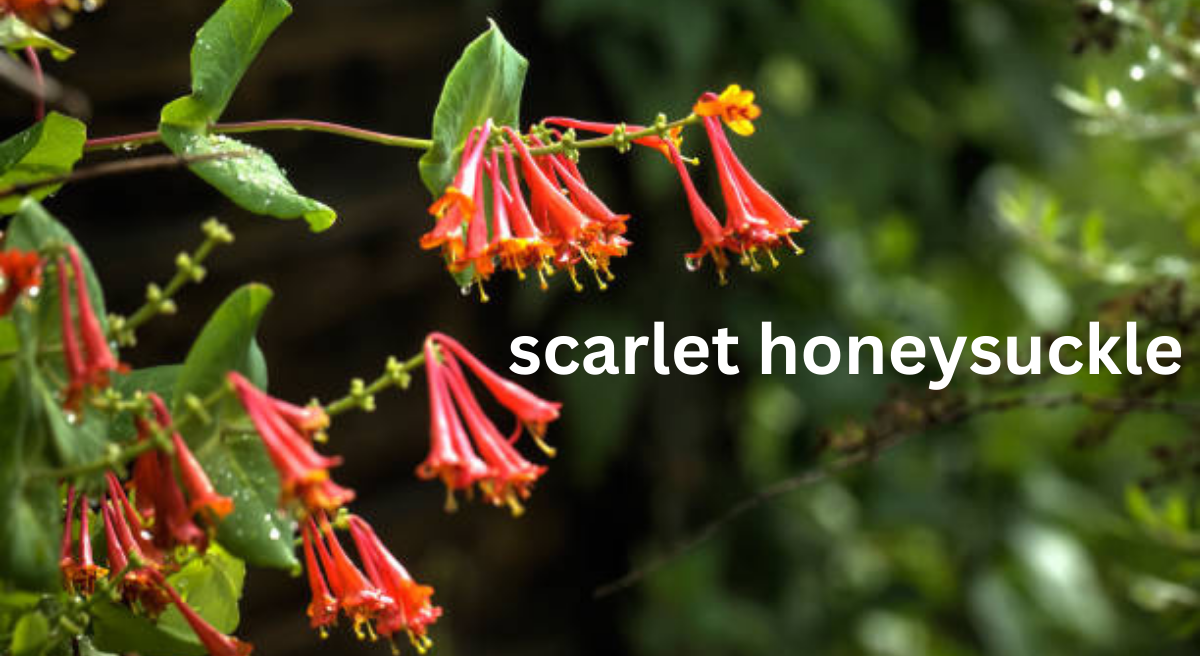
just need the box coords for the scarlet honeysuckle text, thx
[509,321,1183,389]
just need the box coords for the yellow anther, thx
[533,433,557,458]
[476,279,490,303]
[568,267,583,292]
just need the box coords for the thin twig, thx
[0,49,89,118]
[0,151,248,200]
[592,392,1200,599]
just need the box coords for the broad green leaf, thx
[0,16,73,61]
[165,0,291,125]
[158,127,336,232]
[91,602,204,656]
[11,611,49,656]
[418,19,528,195]
[159,0,334,231]
[172,284,296,569]
[159,545,246,635]
[0,306,62,591]
[0,113,86,214]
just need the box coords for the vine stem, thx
[324,351,426,418]
[83,114,701,158]
[591,392,1200,599]
[23,46,43,121]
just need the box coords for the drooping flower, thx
[301,520,339,638]
[701,113,807,268]
[693,84,762,136]
[418,334,556,516]
[505,126,628,292]
[59,487,107,595]
[56,248,124,409]
[105,471,164,564]
[421,121,494,269]
[101,498,170,615]
[415,334,490,511]
[665,139,732,283]
[149,568,254,656]
[312,513,392,641]
[347,515,441,651]
[429,332,561,452]
[128,407,208,551]
[229,372,354,513]
[0,249,41,317]
[68,246,121,387]
[146,394,234,523]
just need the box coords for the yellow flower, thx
[694,84,763,136]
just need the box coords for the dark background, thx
[7,0,1200,654]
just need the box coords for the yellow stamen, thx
[568,267,583,292]
[505,493,526,517]
[476,278,490,303]
[443,488,459,513]
[532,433,557,457]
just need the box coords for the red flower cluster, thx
[59,486,106,595]
[57,246,125,411]
[128,393,231,550]
[0,249,41,316]
[420,120,632,300]
[229,372,353,514]
[0,0,94,30]
[668,86,808,284]
[417,332,560,516]
[301,513,440,651]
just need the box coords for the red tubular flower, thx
[347,515,441,651]
[56,258,86,410]
[68,246,121,387]
[456,165,497,301]
[105,471,164,564]
[146,394,234,523]
[441,354,546,516]
[422,121,494,268]
[229,372,354,513]
[301,520,339,637]
[129,414,207,551]
[500,145,556,287]
[65,493,106,595]
[102,498,170,616]
[418,334,559,515]
[506,126,617,292]
[429,332,561,452]
[416,337,489,511]
[150,569,254,656]
[59,486,78,580]
[314,513,392,641]
[666,139,731,283]
[0,249,40,317]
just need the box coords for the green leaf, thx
[11,611,49,656]
[172,284,296,569]
[0,113,87,214]
[418,19,528,195]
[0,307,62,591]
[158,0,335,231]
[0,15,74,61]
[159,545,246,635]
[158,126,336,232]
[109,365,182,442]
[91,602,204,656]
[165,0,291,125]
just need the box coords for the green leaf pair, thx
[159,0,334,232]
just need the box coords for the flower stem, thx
[23,47,43,122]
[526,114,700,156]
[324,351,426,418]
[109,219,234,347]
[84,119,434,153]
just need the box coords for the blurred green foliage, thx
[525,0,1200,654]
